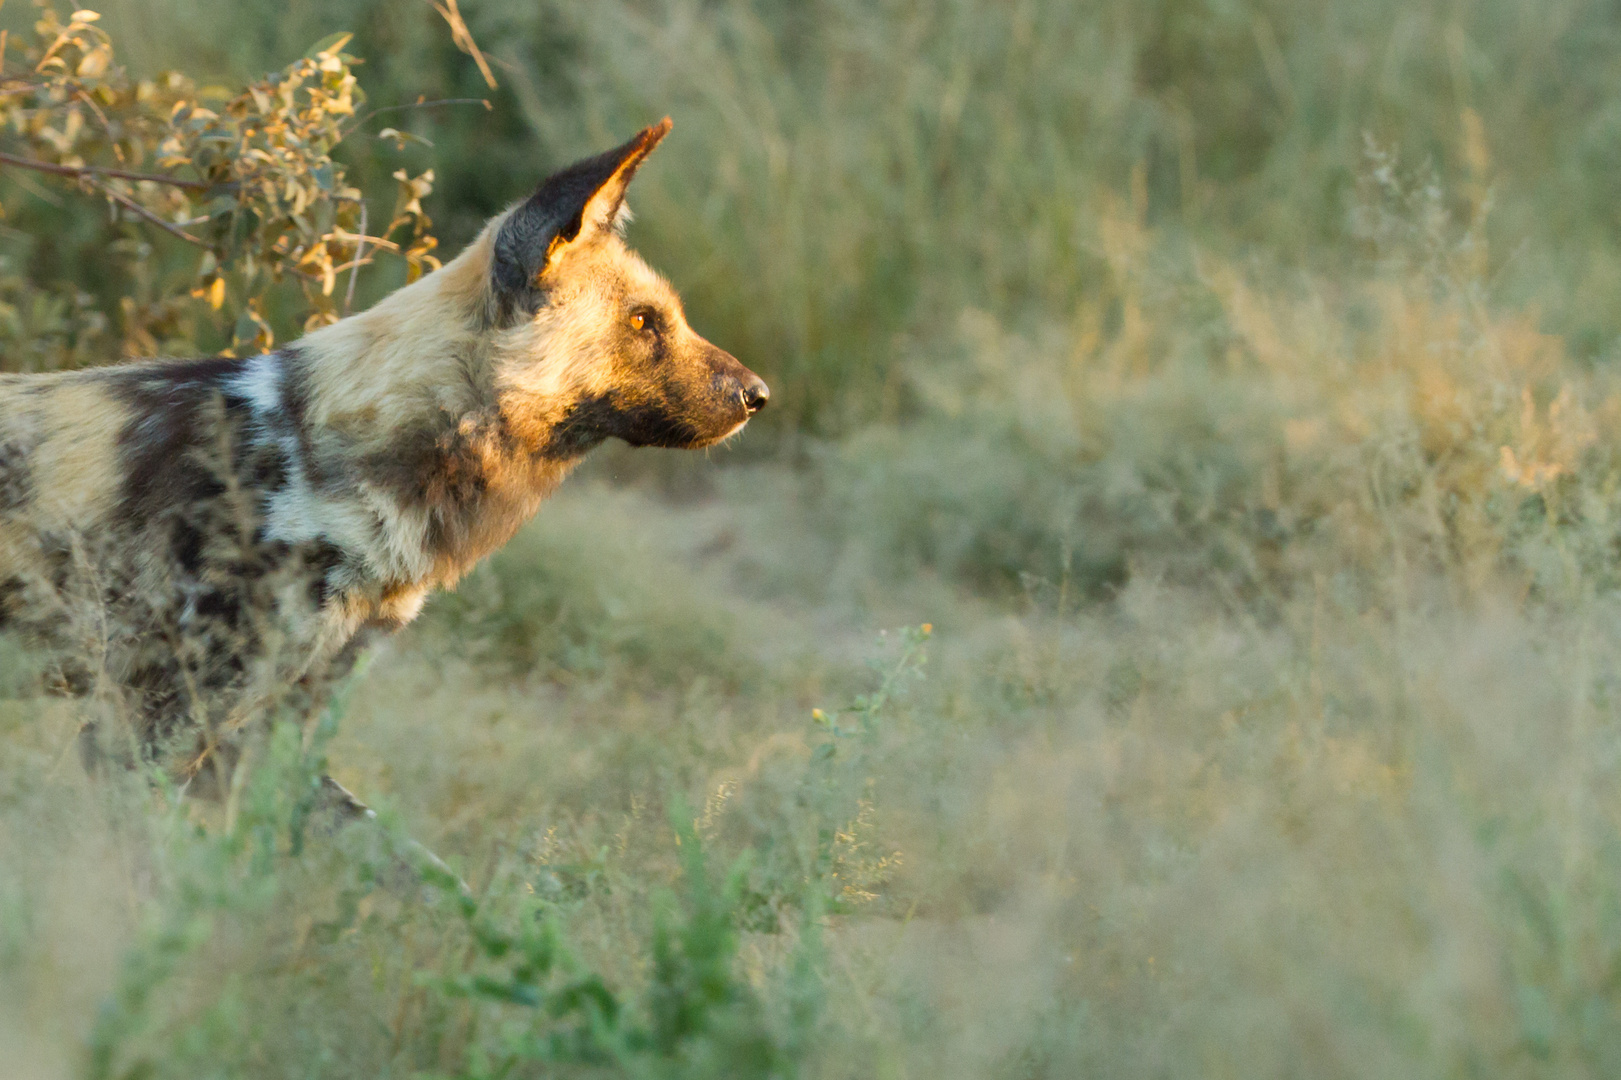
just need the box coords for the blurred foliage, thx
[56,673,825,1080]
[431,495,740,690]
[6,0,1621,429]
[0,2,440,368]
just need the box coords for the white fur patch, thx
[230,352,282,414]
[228,349,441,590]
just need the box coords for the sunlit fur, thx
[0,120,767,784]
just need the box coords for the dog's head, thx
[484,119,767,457]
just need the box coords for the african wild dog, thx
[0,119,767,821]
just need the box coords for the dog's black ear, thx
[491,117,672,323]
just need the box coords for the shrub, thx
[0,3,442,370]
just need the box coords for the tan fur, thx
[300,239,493,438]
[0,376,125,527]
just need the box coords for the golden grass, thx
[10,206,1621,1072]
[8,1,1621,1075]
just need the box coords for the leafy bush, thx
[0,3,440,368]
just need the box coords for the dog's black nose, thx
[743,377,770,414]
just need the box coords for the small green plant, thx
[82,675,376,1080]
[810,623,930,746]
[789,625,927,916]
[425,804,823,1080]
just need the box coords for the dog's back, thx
[0,368,131,575]
[0,360,345,771]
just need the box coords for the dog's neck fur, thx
[236,219,587,623]
[297,225,499,439]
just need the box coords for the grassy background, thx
[8,0,1621,1075]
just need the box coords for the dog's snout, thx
[742,375,769,414]
[707,344,769,420]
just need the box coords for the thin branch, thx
[325,255,382,298]
[6,168,64,207]
[0,149,212,189]
[430,0,498,90]
[102,184,208,246]
[331,254,379,276]
[341,96,491,140]
[328,227,400,254]
[72,87,114,139]
[344,200,366,315]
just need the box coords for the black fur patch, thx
[280,537,346,610]
[491,128,659,326]
[0,438,32,513]
[359,410,514,556]
[82,355,351,753]
[109,356,249,526]
[0,575,21,630]
[539,389,701,458]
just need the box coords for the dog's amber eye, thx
[630,311,647,332]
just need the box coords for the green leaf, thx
[377,128,435,150]
[471,975,540,1007]
[303,32,354,60]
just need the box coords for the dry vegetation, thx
[6,0,1621,1076]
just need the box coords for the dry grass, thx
[7,0,1621,1076]
[10,201,1621,1073]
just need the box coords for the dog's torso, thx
[0,344,569,767]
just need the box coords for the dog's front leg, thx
[311,775,471,898]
